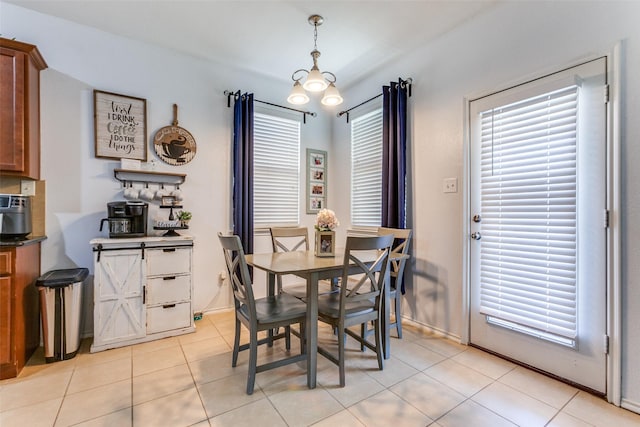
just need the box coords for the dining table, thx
[246,248,406,389]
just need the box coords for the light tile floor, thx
[1,310,639,427]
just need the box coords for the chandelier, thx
[287,15,343,106]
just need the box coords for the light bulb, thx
[303,67,328,92]
[287,81,310,105]
[321,83,343,106]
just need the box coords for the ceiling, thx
[5,0,499,89]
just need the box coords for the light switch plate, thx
[20,180,36,196]
[443,177,458,193]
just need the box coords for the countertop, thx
[90,235,193,247]
[0,235,47,247]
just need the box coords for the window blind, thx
[254,112,300,226]
[351,108,383,227]
[479,85,579,343]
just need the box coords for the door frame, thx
[461,44,622,405]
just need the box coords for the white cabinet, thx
[90,236,194,352]
[145,247,192,334]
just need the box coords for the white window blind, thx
[479,85,579,343]
[253,112,300,226]
[351,108,383,227]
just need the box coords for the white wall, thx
[1,3,331,329]
[333,0,640,410]
[4,0,640,410]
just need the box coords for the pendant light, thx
[287,15,343,106]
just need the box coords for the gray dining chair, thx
[377,227,413,339]
[269,226,336,300]
[316,234,394,387]
[218,232,307,395]
[360,227,413,359]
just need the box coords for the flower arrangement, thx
[315,208,339,231]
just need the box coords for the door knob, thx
[471,232,481,240]
[473,215,481,223]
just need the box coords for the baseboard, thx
[401,316,463,344]
[202,307,234,316]
[621,398,640,415]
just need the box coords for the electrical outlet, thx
[20,180,36,196]
[443,177,458,193]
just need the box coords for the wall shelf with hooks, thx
[114,168,186,186]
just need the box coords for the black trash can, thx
[37,268,88,362]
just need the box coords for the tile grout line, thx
[179,333,210,426]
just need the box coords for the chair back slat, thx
[269,227,310,294]
[378,227,413,278]
[340,234,394,311]
[270,227,309,253]
[218,233,256,313]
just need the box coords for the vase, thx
[315,230,335,257]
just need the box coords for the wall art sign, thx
[153,104,197,166]
[94,90,147,161]
[306,148,327,214]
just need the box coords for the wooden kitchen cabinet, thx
[0,242,41,379]
[90,236,195,352]
[0,38,47,180]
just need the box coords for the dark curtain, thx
[382,80,408,292]
[382,79,408,229]
[232,92,254,254]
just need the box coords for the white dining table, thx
[245,249,402,389]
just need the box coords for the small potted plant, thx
[177,210,192,227]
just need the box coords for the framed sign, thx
[306,149,327,214]
[94,90,147,161]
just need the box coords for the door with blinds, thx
[469,58,608,393]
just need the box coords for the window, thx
[351,108,383,227]
[478,85,580,345]
[253,112,300,227]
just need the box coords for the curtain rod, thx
[336,93,382,123]
[223,90,317,124]
[337,77,413,123]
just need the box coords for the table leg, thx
[307,272,319,388]
[383,269,391,359]
[267,272,276,347]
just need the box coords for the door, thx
[93,249,146,346]
[469,58,608,393]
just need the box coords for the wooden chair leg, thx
[247,329,258,395]
[299,322,306,354]
[395,291,403,338]
[338,326,346,387]
[285,325,291,350]
[374,319,384,371]
[232,317,241,367]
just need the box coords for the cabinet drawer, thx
[147,302,191,334]
[147,247,191,276]
[0,251,11,275]
[146,275,190,305]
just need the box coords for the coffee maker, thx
[0,194,32,240]
[100,201,148,238]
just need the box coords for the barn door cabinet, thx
[0,38,47,179]
[90,236,195,352]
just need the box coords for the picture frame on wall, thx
[94,90,147,161]
[306,149,327,214]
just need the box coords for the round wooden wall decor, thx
[153,104,196,165]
